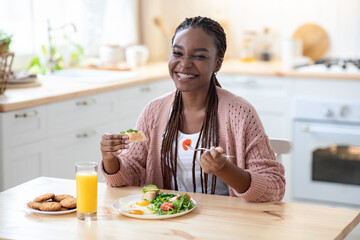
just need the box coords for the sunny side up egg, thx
[125,200,153,215]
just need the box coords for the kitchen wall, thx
[140,0,360,61]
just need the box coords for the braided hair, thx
[160,16,227,194]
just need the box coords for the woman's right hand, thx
[100,133,130,161]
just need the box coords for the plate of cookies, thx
[26,193,77,215]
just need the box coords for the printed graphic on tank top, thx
[172,131,229,195]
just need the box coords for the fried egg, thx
[122,200,154,215]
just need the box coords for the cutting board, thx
[292,23,329,61]
[7,81,41,89]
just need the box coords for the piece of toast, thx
[125,130,147,143]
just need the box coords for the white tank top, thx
[173,131,229,195]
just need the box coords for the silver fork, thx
[186,145,234,158]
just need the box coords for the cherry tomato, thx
[160,202,173,211]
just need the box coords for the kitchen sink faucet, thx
[47,20,77,73]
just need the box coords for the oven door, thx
[293,120,360,206]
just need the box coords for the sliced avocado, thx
[142,184,160,193]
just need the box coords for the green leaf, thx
[41,45,47,56]
[0,30,12,51]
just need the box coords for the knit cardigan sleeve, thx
[223,96,286,202]
[235,136,286,202]
[100,103,153,187]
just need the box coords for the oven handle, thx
[302,125,360,136]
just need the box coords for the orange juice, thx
[76,171,97,214]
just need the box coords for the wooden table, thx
[0,177,359,240]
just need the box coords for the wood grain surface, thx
[0,177,359,240]
[292,23,330,61]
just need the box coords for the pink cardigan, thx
[101,87,286,202]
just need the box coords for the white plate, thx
[112,194,197,219]
[26,205,76,215]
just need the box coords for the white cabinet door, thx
[115,79,174,129]
[1,141,46,190]
[218,74,294,139]
[1,106,47,148]
[45,126,103,181]
[47,91,117,136]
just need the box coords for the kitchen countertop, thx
[0,60,359,112]
[0,177,359,239]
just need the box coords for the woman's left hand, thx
[200,146,227,174]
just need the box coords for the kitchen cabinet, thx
[1,106,47,148]
[47,91,118,136]
[218,74,294,140]
[45,125,104,180]
[1,141,46,190]
[115,79,175,128]
[0,106,47,190]
[0,78,174,191]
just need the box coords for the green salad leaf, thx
[120,129,138,134]
[147,192,195,215]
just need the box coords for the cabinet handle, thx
[76,130,96,138]
[140,86,151,92]
[76,99,96,106]
[14,110,38,118]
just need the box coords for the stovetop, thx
[315,58,360,70]
[296,58,360,74]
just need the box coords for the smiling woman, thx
[100,16,285,203]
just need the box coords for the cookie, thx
[27,201,43,210]
[39,202,61,211]
[54,194,73,202]
[34,193,55,202]
[60,207,70,211]
[60,198,76,208]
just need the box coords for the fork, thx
[186,145,234,158]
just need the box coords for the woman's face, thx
[168,27,222,93]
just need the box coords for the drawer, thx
[44,124,111,183]
[1,140,46,191]
[47,91,117,136]
[0,106,47,148]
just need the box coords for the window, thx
[1,0,138,69]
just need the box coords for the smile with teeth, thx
[177,73,196,79]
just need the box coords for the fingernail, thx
[125,140,130,144]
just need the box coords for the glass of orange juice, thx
[75,162,98,220]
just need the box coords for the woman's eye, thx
[194,55,206,59]
[172,51,182,56]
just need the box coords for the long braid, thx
[161,16,226,193]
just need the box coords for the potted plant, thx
[0,30,13,53]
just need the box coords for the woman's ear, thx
[214,58,223,73]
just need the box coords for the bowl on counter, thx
[125,45,149,68]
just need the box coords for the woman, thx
[100,16,285,202]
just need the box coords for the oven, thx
[292,96,360,206]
